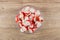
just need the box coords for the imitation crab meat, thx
[15,6,43,33]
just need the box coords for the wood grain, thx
[0,0,60,40]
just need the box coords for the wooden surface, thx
[0,0,60,40]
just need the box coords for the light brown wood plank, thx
[0,0,60,40]
[0,2,22,28]
[22,0,60,3]
[0,0,22,3]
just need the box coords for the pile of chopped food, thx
[15,6,43,33]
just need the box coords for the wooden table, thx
[0,0,60,40]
